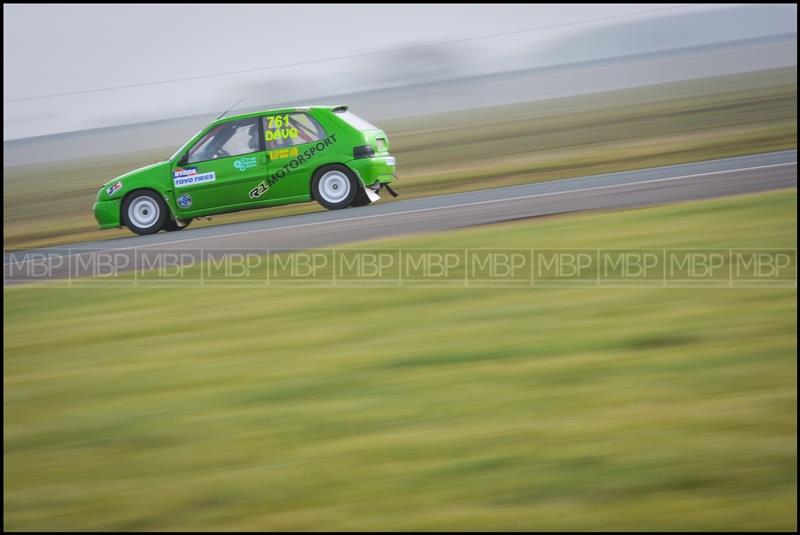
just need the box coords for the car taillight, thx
[353,145,375,159]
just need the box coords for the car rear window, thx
[334,110,379,131]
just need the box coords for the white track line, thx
[5,160,796,266]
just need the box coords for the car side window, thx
[187,118,262,164]
[263,112,326,151]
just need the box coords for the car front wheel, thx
[312,165,358,210]
[122,190,168,235]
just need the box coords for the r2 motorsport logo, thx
[249,133,337,199]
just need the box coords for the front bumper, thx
[347,155,396,186]
[93,199,122,229]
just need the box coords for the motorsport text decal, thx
[249,133,337,199]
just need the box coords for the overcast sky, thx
[3,3,794,140]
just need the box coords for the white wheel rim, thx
[128,197,160,228]
[319,171,350,203]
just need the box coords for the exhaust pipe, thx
[383,183,399,198]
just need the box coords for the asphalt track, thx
[4,150,797,283]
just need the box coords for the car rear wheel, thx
[312,165,358,210]
[122,190,168,235]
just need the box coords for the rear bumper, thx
[347,155,396,186]
[93,199,121,229]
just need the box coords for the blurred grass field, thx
[3,67,797,251]
[4,188,796,531]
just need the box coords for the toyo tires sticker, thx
[173,167,216,188]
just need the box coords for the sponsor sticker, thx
[268,147,299,160]
[234,156,258,172]
[174,171,216,188]
[106,181,122,196]
[173,167,198,179]
[177,193,192,209]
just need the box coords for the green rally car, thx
[93,106,398,235]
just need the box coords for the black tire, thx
[312,164,358,210]
[121,190,168,235]
[164,218,193,232]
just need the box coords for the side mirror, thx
[178,154,189,166]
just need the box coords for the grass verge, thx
[4,189,797,530]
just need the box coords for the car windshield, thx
[169,129,203,161]
[334,110,379,131]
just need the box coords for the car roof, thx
[215,105,347,125]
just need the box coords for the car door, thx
[172,117,268,213]
[259,112,329,201]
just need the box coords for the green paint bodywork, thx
[92,106,396,229]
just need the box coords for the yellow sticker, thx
[268,147,298,160]
[265,128,299,141]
